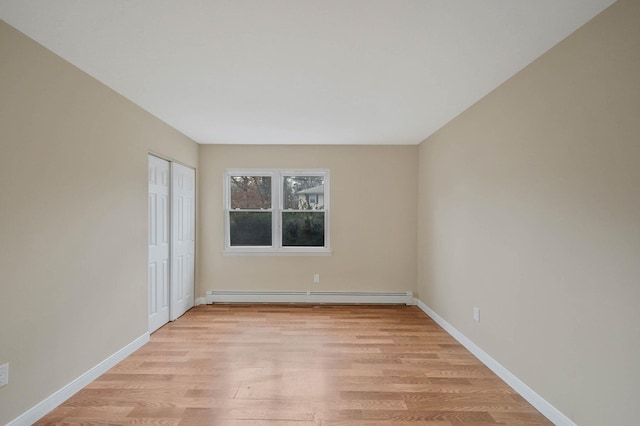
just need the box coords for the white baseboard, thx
[414,299,575,426]
[194,296,207,306]
[205,290,414,305]
[8,333,150,426]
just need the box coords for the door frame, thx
[148,152,196,332]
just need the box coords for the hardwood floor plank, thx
[37,305,551,425]
[359,409,496,423]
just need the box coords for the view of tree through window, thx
[226,171,329,251]
[229,176,272,246]
[230,176,271,209]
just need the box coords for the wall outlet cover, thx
[0,363,8,388]
[473,307,481,322]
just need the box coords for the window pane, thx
[282,212,325,247]
[230,176,271,209]
[230,212,272,246]
[283,176,324,210]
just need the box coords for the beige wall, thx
[198,144,417,296]
[0,21,198,424]
[417,1,640,424]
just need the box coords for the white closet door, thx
[148,155,171,333]
[171,162,195,320]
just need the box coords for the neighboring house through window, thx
[224,170,330,254]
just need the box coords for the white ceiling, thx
[0,0,615,145]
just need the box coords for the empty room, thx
[1,1,638,425]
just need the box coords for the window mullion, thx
[274,171,281,248]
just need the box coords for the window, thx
[225,170,330,254]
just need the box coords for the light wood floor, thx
[36,304,552,425]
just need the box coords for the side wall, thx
[198,144,417,296]
[417,1,640,425]
[0,21,198,424]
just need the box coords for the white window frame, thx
[224,169,331,255]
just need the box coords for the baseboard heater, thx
[203,290,414,305]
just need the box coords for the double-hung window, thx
[224,170,330,254]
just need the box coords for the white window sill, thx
[223,248,332,256]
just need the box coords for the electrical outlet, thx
[473,307,480,323]
[0,363,8,388]
[313,273,320,283]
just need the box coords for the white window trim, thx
[224,169,331,255]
